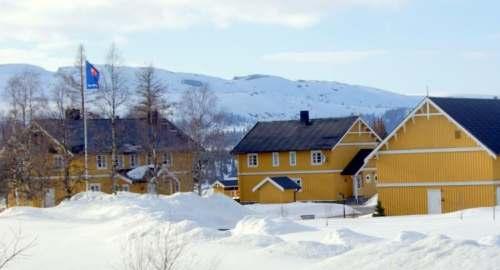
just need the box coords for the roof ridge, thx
[256,115,358,124]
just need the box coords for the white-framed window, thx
[114,155,124,169]
[130,154,138,168]
[96,155,107,169]
[89,183,101,192]
[53,154,64,169]
[289,151,297,166]
[272,152,280,167]
[247,153,258,167]
[293,178,303,192]
[122,184,130,192]
[311,150,324,165]
[163,152,173,167]
[365,174,372,183]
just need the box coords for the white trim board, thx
[336,142,378,147]
[378,147,483,155]
[239,169,343,176]
[377,180,500,188]
[252,177,285,192]
[331,117,381,152]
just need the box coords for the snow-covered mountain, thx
[0,64,420,122]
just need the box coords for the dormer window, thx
[247,153,258,168]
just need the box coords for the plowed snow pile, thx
[2,192,500,270]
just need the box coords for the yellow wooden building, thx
[5,115,195,208]
[212,178,239,199]
[365,97,500,215]
[232,111,381,204]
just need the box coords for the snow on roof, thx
[126,165,153,180]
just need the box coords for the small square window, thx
[311,150,324,165]
[455,130,462,139]
[114,155,124,169]
[365,174,372,183]
[247,153,258,167]
[163,152,173,167]
[122,184,130,192]
[53,155,64,169]
[89,183,101,192]
[96,155,107,169]
[130,154,138,168]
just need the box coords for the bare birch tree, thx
[2,70,51,206]
[131,65,170,193]
[97,43,129,194]
[48,69,85,199]
[177,85,226,195]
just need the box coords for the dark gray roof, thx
[341,149,373,175]
[35,118,195,154]
[217,180,238,187]
[270,176,301,190]
[232,116,359,153]
[430,97,500,155]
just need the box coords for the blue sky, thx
[0,0,499,96]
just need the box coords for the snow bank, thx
[2,191,251,231]
[261,240,349,259]
[233,216,315,236]
[363,194,378,207]
[218,234,285,248]
[324,228,381,247]
[246,202,357,219]
[316,233,500,270]
[479,235,500,246]
[395,230,427,244]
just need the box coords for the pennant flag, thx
[85,61,100,89]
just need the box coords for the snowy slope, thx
[0,64,420,121]
[1,192,500,270]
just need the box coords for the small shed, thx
[252,176,301,203]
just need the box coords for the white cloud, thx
[0,0,407,68]
[261,50,388,64]
[0,0,408,40]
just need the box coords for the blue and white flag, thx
[85,61,100,89]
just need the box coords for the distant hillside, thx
[0,64,420,129]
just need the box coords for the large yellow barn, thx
[365,97,500,215]
[5,113,195,208]
[232,111,381,204]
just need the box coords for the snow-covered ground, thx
[1,192,500,270]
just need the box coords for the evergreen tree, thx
[373,200,386,217]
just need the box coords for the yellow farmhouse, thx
[6,113,195,207]
[232,111,381,204]
[365,97,500,216]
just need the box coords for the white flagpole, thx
[81,56,89,190]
